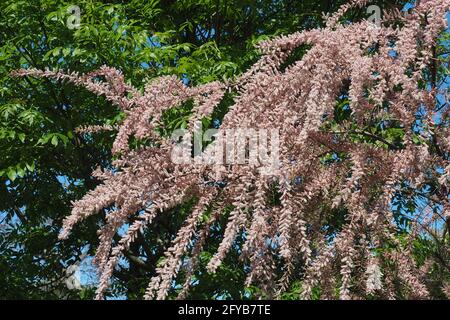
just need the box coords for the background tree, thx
[3,0,447,300]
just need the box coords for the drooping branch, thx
[12,0,450,300]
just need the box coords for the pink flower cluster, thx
[13,0,450,299]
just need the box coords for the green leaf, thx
[16,166,25,178]
[62,47,71,57]
[18,133,25,143]
[6,168,16,182]
[25,162,35,172]
[51,135,58,146]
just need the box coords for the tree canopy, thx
[1,0,448,300]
